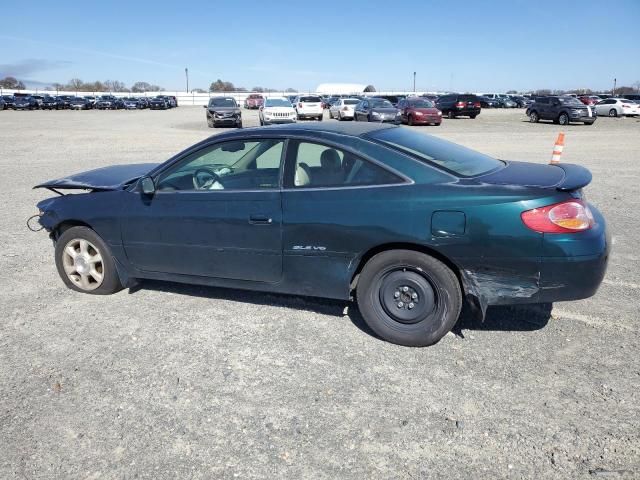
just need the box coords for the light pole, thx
[413,72,416,92]
[185,68,189,93]
[613,78,616,96]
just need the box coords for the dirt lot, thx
[1,107,638,479]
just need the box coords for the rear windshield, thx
[368,128,503,177]
[300,96,321,102]
[210,98,236,107]
[458,95,478,102]
[344,99,359,105]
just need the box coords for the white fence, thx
[0,88,445,106]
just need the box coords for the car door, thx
[397,100,407,122]
[281,138,408,298]
[121,137,286,283]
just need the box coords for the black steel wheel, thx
[357,250,462,347]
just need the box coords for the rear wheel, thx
[357,250,462,347]
[558,112,569,125]
[207,117,214,128]
[317,114,323,121]
[447,110,455,119]
[408,115,414,126]
[54,226,123,295]
[470,114,477,119]
[609,108,617,117]
[529,111,539,123]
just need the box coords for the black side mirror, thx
[140,176,156,195]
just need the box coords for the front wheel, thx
[609,109,617,117]
[317,115,323,121]
[54,226,123,295]
[357,250,462,347]
[447,110,455,119]
[469,114,477,119]
[558,112,569,125]
[529,111,539,123]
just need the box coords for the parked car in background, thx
[122,98,143,110]
[377,95,406,107]
[578,95,601,106]
[205,96,242,128]
[2,95,16,109]
[84,96,97,108]
[397,97,442,126]
[244,94,264,109]
[57,95,75,109]
[328,98,360,120]
[594,98,639,117]
[435,94,481,119]
[287,95,297,105]
[0,97,5,110]
[478,96,500,108]
[41,96,60,110]
[148,96,169,110]
[354,98,400,122]
[13,96,39,110]
[30,95,45,108]
[497,97,517,108]
[526,96,596,125]
[33,122,609,347]
[69,97,91,110]
[259,97,297,125]
[294,95,324,121]
[508,95,527,107]
[166,95,178,107]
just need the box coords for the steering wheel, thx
[192,167,223,190]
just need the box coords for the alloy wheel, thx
[61,238,104,291]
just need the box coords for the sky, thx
[0,0,639,93]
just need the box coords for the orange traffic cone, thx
[550,132,565,164]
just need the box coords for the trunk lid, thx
[477,161,591,191]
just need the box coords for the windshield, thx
[371,99,393,108]
[408,100,434,108]
[558,97,584,106]
[265,98,291,107]
[211,98,236,107]
[300,96,321,102]
[368,127,503,177]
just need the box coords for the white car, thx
[594,98,639,117]
[328,98,360,121]
[294,95,324,121]
[259,97,297,125]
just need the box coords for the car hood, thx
[477,161,591,191]
[34,163,159,191]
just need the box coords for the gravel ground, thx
[1,107,638,479]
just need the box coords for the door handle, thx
[249,215,273,225]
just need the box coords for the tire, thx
[447,110,455,119]
[408,115,414,126]
[317,115,323,121]
[609,109,617,117]
[584,122,593,125]
[207,117,214,128]
[356,250,462,347]
[236,120,243,128]
[259,118,264,126]
[470,114,477,119]
[529,111,539,123]
[54,226,123,295]
[558,112,569,125]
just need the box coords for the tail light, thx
[521,199,594,233]
[622,104,630,108]
[474,102,481,108]
[456,101,465,107]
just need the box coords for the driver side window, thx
[156,139,284,191]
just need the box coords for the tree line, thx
[0,76,164,93]
[209,78,297,93]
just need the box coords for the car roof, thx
[214,121,397,140]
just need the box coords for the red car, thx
[578,95,600,106]
[397,97,442,126]
[244,94,264,109]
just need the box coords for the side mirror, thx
[140,176,156,195]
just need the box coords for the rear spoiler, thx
[553,163,592,191]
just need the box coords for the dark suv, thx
[435,94,481,119]
[526,96,596,125]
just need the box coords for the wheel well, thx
[53,220,92,239]
[350,243,464,293]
